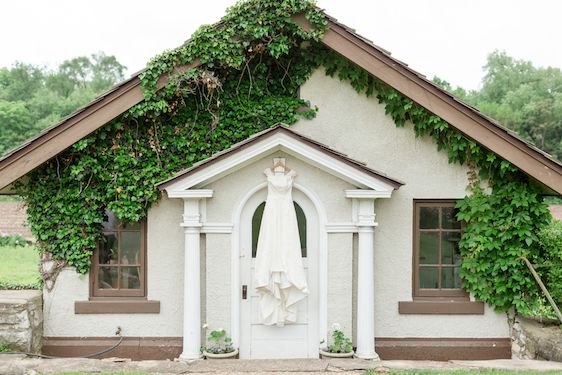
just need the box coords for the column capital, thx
[167,189,213,199]
[344,189,391,199]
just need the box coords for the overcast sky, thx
[1,0,561,90]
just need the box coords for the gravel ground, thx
[1,356,562,374]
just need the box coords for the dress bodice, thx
[264,168,296,196]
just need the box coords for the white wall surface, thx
[293,68,509,338]
[44,66,509,340]
[327,233,353,337]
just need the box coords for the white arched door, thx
[239,188,319,359]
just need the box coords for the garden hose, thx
[1,326,123,359]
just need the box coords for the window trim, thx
[412,200,467,300]
[90,220,147,299]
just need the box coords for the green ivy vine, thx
[18,0,551,312]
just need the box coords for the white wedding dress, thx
[254,168,309,326]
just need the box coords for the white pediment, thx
[158,124,402,197]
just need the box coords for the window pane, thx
[441,231,461,265]
[419,207,439,229]
[98,267,118,289]
[419,232,439,264]
[120,231,141,265]
[102,210,119,231]
[120,267,141,289]
[99,233,118,264]
[419,267,439,288]
[442,206,461,229]
[252,202,265,258]
[442,267,462,288]
[294,202,307,258]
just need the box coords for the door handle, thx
[242,285,247,300]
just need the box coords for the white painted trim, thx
[167,189,214,199]
[201,223,233,233]
[164,132,396,194]
[230,182,328,353]
[325,223,358,233]
[344,189,392,199]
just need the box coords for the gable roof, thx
[158,123,403,195]
[1,10,562,194]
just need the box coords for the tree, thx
[434,51,562,160]
[0,53,126,155]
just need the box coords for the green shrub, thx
[0,342,10,352]
[0,234,27,247]
[0,281,41,290]
[538,219,562,303]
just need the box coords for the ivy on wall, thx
[18,0,551,312]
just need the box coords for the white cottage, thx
[1,3,561,362]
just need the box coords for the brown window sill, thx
[398,300,484,315]
[75,300,160,314]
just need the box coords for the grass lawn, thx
[0,245,40,288]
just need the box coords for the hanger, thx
[270,160,291,172]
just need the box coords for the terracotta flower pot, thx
[319,349,354,359]
[203,348,239,359]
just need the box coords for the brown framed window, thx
[413,200,466,299]
[91,211,146,298]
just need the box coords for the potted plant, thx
[319,323,354,358]
[201,325,238,359]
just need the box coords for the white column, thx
[354,197,379,360]
[179,197,203,361]
[167,190,212,361]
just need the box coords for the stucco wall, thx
[204,233,230,334]
[327,233,353,337]
[293,68,510,338]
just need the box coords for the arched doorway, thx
[239,187,319,359]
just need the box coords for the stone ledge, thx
[0,289,43,353]
[512,315,562,361]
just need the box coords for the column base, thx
[354,351,380,360]
[178,352,202,362]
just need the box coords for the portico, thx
[158,124,401,360]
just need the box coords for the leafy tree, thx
[0,53,126,155]
[434,51,562,160]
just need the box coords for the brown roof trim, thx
[294,13,562,194]
[0,61,200,190]
[157,124,404,190]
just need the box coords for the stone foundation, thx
[512,315,562,361]
[0,290,42,353]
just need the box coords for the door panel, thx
[239,188,318,359]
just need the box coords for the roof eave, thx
[292,13,562,195]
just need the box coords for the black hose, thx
[80,335,124,358]
[1,334,124,359]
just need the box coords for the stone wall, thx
[0,290,43,353]
[512,315,562,361]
